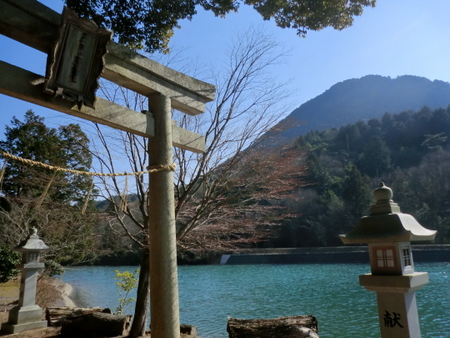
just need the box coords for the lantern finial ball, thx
[374,182,393,201]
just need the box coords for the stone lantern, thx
[340,183,436,338]
[2,228,50,334]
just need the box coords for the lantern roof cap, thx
[17,228,50,251]
[370,182,401,215]
[340,183,436,244]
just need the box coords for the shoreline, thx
[49,278,77,308]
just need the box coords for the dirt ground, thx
[0,278,193,338]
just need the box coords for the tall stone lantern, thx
[2,228,50,334]
[340,183,436,338]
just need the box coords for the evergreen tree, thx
[341,164,372,222]
[357,135,391,177]
[0,111,93,204]
[335,124,362,153]
[305,152,333,193]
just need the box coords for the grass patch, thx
[0,279,19,298]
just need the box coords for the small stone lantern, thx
[340,183,436,338]
[2,228,50,334]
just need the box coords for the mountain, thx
[272,75,450,143]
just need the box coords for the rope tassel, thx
[36,170,58,208]
[0,160,7,191]
[120,174,128,212]
[81,180,95,215]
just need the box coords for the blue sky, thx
[1,0,450,137]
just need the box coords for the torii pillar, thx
[148,93,179,337]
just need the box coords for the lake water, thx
[62,262,450,337]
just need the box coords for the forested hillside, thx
[95,105,450,258]
[270,75,450,144]
[272,105,450,248]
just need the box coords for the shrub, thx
[0,244,21,283]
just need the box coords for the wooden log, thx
[227,315,319,338]
[46,306,107,326]
[180,323,197,337]
[60,312,131,338]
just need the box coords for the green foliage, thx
[65,0,375,52]
[114,269,139,315]
[422,132,448,151]
[45,260,65,277]
[305,152,331,190]
[358,136,391,176]
[0,111,93,204]
[0,244,20,283]
[300,105,450,175]
[341,164,372,222]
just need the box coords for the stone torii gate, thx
[0,1,216,337]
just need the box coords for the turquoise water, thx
[62,262,450,337]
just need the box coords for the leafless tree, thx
[177,146,306,257]
[91,27,304,337]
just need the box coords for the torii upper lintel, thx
[0,0,216,152]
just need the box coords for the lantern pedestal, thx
[359,272,429,338]
[2,305,47,333]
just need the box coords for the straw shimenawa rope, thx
[0,150,176,176]
[1,150,176,212]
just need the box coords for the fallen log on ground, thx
[60,312,131,338]
[227,315,319,338]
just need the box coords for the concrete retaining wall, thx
[221,245,450,265]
